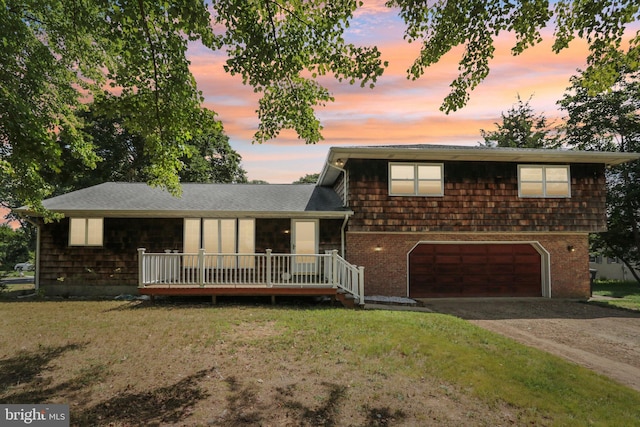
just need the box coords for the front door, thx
[292,219,318,274]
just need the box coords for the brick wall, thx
[346,232,590,299]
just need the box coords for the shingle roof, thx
[30,182,349,218]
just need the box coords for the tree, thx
[0,225,32,272]
[389,0,640,113]
[1,0,385,215]
[49,105,247,195]
[480,96,560,148]
[293,174,319,184]
[559,68,640,282]
[3,1,639,214]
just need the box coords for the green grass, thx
[0,270,34,278]
[0,270,35,294]
[343,311,640,424]
[0,301,638,426]
[592,279,640,311]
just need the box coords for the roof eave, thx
[18,209,353,219]
[318,146,640,185]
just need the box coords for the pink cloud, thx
[186,9,637,183]
[1,207,20,229]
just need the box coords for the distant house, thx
[589,255,639,282]
[16,145,640,302]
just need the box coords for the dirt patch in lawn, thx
[420,299,640,392]
[1,299,540,426]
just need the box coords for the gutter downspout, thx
[340,214,348,258]
[22,217,40,292]
[324,162,349,258]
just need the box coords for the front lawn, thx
[1,300,639,426]
[592,279,640,311]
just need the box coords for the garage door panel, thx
[492,275,516,285]
[515,254,540,262]
[437,245,461,254]
[462,255,488,264]
[409,243,542,298]
[435,275,461,284]
[460,245,487,254]
[515,264,541,274]
[488,245,514,254]
[489,254,515,264]
[461,265,487,276]
[435,255,461,264]
[436,266,463,275]
[463,275,490,284]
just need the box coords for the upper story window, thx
[518,165,571,198]
[69,218,103,246]
[389,163,444,196]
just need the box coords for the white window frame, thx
[518,165,571,198]
[389,162,444,196]
[183,218,255,268]
[291,219,319,274]
[69,218,104,246]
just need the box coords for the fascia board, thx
[17,209,353,219]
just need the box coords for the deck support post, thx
[211,295,217,304]
[271,295,276,305]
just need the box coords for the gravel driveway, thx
[418,299,640,392]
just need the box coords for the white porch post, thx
[266,249,272,287]
[198,248,205,287]
[331,249,338,288]
[358,266,365,305]
[137,248,146,288]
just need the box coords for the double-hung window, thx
[518,165,571,198]
[389,163,444,196]
[69,218,103,246]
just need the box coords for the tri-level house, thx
[17,145,640,303]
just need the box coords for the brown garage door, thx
[409,243,542,298]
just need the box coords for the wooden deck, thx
[137,249,364,306]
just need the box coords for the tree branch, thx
[264,0,296,98]
[136,0,163,141]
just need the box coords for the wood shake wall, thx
[39,217,344,296]
[346,159,606,233]
[39,218,183,295]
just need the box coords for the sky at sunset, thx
[190,2,600,183]
[3,4,637,228]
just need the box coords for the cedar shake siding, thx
[39,218,183,295]
[254,218,343,254]
[345,159,606,233]
[38,217,344,296]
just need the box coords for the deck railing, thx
[137,248,364,304]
